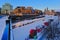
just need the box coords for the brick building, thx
[13,6,42,16]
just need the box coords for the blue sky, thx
[0,0,60,10]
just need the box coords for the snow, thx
[0,15,59,40]
[12,15,59,40]
[12,16,49,28]
[12,20,46,40]
[0,16,8,40]
[5,15,59,40]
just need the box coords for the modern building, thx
[1,3,13,14]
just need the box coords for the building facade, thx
[44,8,55,15]
[1,3,13,14]
[13,6,42,16]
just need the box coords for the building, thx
[26,7,33,10]
[44,8,55,15]
[35,9,42,15]
[1,3,13,14]
[55,12,60,16]
[13,6,25,16]
[13,6,42,16]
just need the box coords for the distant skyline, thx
[0,0,60,10]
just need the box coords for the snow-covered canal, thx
[12,15,58,40]
[0,15,59,40]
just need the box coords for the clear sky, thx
[0,0,60,10]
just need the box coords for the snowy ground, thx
[12,15,59,40]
